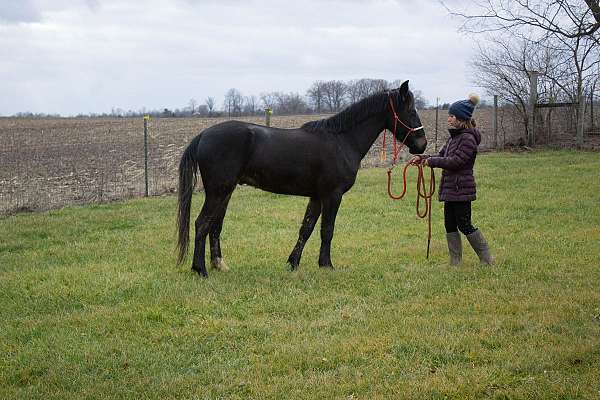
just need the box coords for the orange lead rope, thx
[384,93,435,258]
[387,162,436,258]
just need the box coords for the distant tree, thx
[188,98,198,115]
[322,80,348,112]
[223,88,244,117]
[15,111,34,117]
[110,107,124,117]
[205,97,216,116]
[284,92,309,114]
[306,80,327,113]
[273,92,309,114]
[388,79,404,90]
[244,95,258,115]
[260,92,278,111]
[346,79,389,104]
[412,90,428,109]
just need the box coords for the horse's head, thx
[386,81,427,154]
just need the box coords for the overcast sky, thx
[0,0,475,116]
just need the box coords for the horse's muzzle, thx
[409,136,428,154]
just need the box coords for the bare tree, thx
[205,97,215,116]
[258,91,309,114]
[273,92,308,114]
[413,90,428,109]
[445,0,600,146]
[306,81,327,113]
[371,79,390,93]
[588,62,600,129]
[346,79,367,104]
[322,80,348,112]
[244,95,258,115]
[346,79,389,104]
[223,88,244,118]
[445,0,600,39]
[260,92,278,111]
[285,93,309,114]
[470,36,534,141]
[388,79,405,90]
[188,98,198,115]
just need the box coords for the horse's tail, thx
[176,136,200,265]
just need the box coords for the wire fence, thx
[1,104,597,215]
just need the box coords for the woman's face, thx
[447,114,460,128]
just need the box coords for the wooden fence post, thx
[493,95,498,150]
[143,115,149,197]
[434,98,439,153]
[528,71,539,147]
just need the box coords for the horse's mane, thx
[301,89,405,134]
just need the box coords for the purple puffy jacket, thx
[425,128,482,202]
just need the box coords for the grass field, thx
[1,150,599,399]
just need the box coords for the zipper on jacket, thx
[444,138,452,157]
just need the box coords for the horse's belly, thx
[239,168,316,197]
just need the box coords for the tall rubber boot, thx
[466,229,493,265]
[446,231,462,266]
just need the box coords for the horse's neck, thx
[343,113,386,160]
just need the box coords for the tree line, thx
[169,78,429,118]
[7,78,428,118]
[218,78,427,118]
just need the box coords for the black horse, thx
[177,81,427,277]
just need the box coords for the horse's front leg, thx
[318,192,343,269]
[288,197,321,270]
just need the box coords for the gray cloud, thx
[0,1,41,24]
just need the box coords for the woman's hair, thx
[454,118,477,129]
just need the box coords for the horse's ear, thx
[400,80,409,97]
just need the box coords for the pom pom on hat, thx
[449,93,480,120]
[468,93,480,106]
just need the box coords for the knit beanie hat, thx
[448,93,480,120]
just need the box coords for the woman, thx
[412,94,492,266]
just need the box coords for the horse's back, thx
[192,120,347,197]
[196,120,325,164]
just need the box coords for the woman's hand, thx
[409,155,423,165]
[409,155,428,166]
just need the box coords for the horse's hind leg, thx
[209,193,232,271]
[192,192,230,277]
[287,197,321,270]
[318,192,342,269]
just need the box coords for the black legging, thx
[444,201,477,235]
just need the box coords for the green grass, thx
[1,150,599,399]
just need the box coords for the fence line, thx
[1,104,597,215]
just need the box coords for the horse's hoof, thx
[287,261,298,271]
[192,266,208,278]
[211,258,229,272]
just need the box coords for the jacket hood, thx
[448,128,481,145]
